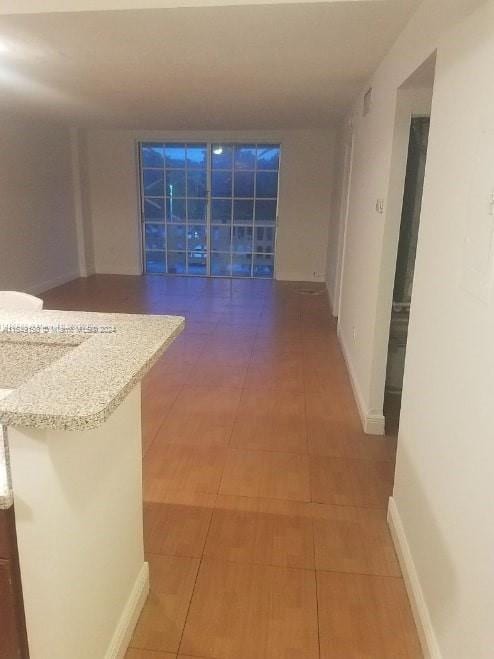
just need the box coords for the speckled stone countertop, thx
[0,309,184,433]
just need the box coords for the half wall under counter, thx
[0,309,184,659]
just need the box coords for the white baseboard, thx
[275,271,325,282]
[28,271,81,296]
[79,266,95,278]
[337,327,385,435]
[387,498,442,659]
[325,281,338,318]
[105,561,149,659]
[95,265,142,276]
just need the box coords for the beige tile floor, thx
[43,275,421,659]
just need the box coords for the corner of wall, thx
[337,325,385,435]
[275,271,326,283]
[104,562,149,659]
[72,126,97,278]
[325,279,337,318]
[387,497,442,659]
[30,271,81,296]
[70,127,88,278]
[94,265,142,276]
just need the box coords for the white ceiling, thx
[0,1,421,129]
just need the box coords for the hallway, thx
[43,275,421,658]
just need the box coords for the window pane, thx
[165,144,186,168]
[211,252,231,276]
[212,144,233,170]
[255,171,278,198]
[255,199,277,224]
[212,171,232,197]
[141,143,164,168]
[186,144,207,169]
[167,252,186,274]
[234,171,254,198]
[187,252,207,275]
[145,251,165,274]
[254,226,274,253]
[210,225,230,252]
[187,225,207,252]
[166,197,186,223]
[145,223,166,250]
[188,224,207,263]
[233,199,254,224]
[232,253,252,277]
[234,144,256,170]
[187,170,207,197]
[257,145,280,170]
[166,170,186,197]
[232,226,253,253]
[143,169,164,196]
[211,198,232,223]
[253,253,274,278]
[144,197,165,221]
[188,198,207,222]
[141,141,277,280]
[168,225,186,250]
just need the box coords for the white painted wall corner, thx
[326,280,337,317]
[276,274,326,283]
[337,326,385,435]
[95,265,142,276]
[70,127,89,278]
[105,561,149,659]
[387,497,442,659]
[28,271,81,296]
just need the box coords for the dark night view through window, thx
[139,143,280,278]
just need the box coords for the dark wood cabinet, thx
[0,507,29,659]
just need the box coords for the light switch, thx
[489,192,494,216]
[375,199,385,214]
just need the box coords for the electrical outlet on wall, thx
[375,198,385,214]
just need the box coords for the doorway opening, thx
[384,116,431,434]
[375,53,436,436]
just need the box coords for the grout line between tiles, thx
[144,549,403,581]
[176,493,217,657]
[215,317,260,497]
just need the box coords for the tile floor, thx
[43,275,421,659]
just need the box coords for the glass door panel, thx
[140,142,280,278]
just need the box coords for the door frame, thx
[370,79,435,429]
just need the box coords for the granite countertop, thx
[0,309,184,432]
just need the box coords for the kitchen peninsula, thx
[0,309,184,659]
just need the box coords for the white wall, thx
[0,121,80,294]
[335,0,484,433]
[335,0,494,657]
[394,3,494,657]
[83,128,335,281]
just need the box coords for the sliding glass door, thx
[139,142,280,278]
